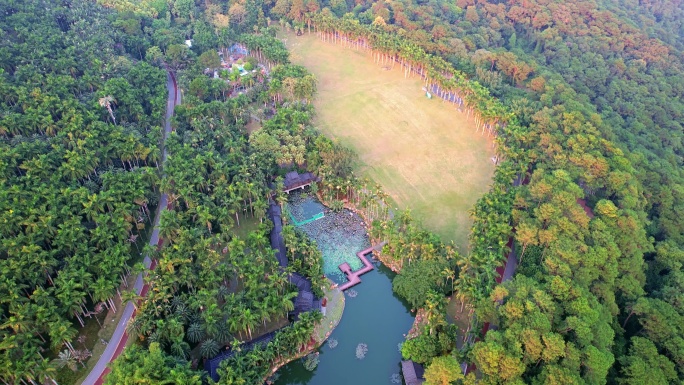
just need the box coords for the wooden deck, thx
[338,246,375,291]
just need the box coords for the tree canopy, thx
[0,0,165,382]
[5,0,684,383]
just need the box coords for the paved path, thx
[82,72,180,385]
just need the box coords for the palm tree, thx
[256,299,272,327]
[187,322,205,344]
[126,315,145,338]
[49,320,78,355]
[214,322,232,344]
[98,96,117,125]
[281,291,296,318]
[200,338,220,358]
[170,340,190,359]
[91,276,116,315]
[441,267,456,292]
[56,349,78,372]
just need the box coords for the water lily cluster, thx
[288,192,369,281]
[355,343,368,360]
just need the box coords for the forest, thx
[0,0,167,383]
[1,0,683,384]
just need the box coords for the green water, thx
[276,195,414,385]
[275,266,414,385]
[287,195,325,223]
[289,193,368,281]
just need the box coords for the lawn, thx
[313,282,345,344]
[229,215,262,240]
[283,32,495,249]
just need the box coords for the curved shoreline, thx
[315,191,402,273]
[266,280,345,381]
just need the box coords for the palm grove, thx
[2,0,684,384]
[0,0,169,383]
[3,0,330,384]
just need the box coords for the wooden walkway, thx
[338,246,376,291]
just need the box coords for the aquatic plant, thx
[303,352,320,371]
[288,192,370,281]
[330,200,344,212]
[397,342,403,352]
[347,289,358,298]
[286,192,325,223]
[355,343,368,359]
[390,373,402,384]
[327,338,338,349]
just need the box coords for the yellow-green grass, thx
[313,283,345,343]
[229,215,261,240]
[284,33,495,249]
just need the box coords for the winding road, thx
[82,72,181,385]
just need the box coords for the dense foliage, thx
[1,0,325,382]
[84,2,337,384]
[270,0,684,383]
[105,342,201,384]
[6,0,684,383]
[281,225,326,297]
[120,30,327,385]
[215,312,321,384]
[0,0,166,383]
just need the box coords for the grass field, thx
[284,33,495,249]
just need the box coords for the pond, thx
[286,193,368,281]
[275,193,414,385]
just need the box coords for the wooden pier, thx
[338,246,376,291]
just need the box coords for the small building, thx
[402,360,426,385]
[268,201,287,268]
[282,171,320,193]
